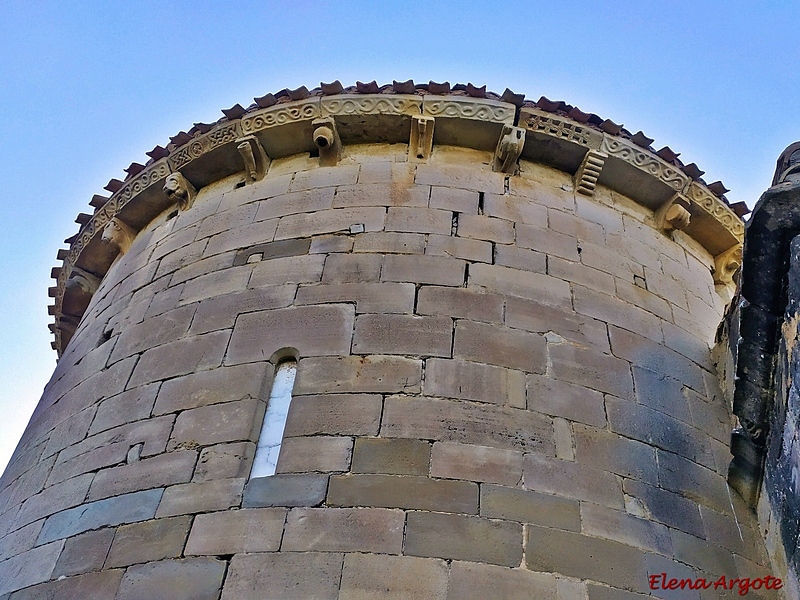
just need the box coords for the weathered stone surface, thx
[405,511,523,567]
[494,244,547,273]
[386,206,452,235]
[154,363,267,414]
[573,424,658,484]
[527,374,607,427]
[105,515,191,568]
[340,553,448,600]
[89,383,159,435]
[426,233,493,263]
[415,163,505,194]
[515,222,580,261]
[505,296,609,351]
[353,314,452,357]
[227,304,355,364]
[424,358,526,408]
[382,395,554,454]
[431,442,523,485]
[429,186,479,213]
[322,253,382,283]
[523,453,624,509]
[284,394,382,436]
[248,254,325,287]
[309,233,353,254]
[656,449,733,514]
[168,398,262,450]
[155,477,245,517]
[550,341,634,398]
[329,474,478,513]
[352,232,425,254]
[526,524,648,593]
[453,320,546,373]
[283,507,404,553]
[185,508,286,555]
[294,356,421,394]
[8,570,124,600]
[87,450,197,501]
[188,285,296,334]
[469,263,572,307]
[480,484,580,531]
[109,305,196,362]
[255,188,335,220]
[448,561,557,600]
[350,438,431,475]
[417,286,504,323]
[242,473,328,507]
[581,502,672,555]
[193,442,255,481]
[13,473,93,528]
[0,541,64,596]
[622,479,705,538]
[276,436,352,473]
[223,552,343,600]
[116,558,226,600]
[458,214,514,244]
[127,330,230,388]
[52,528,115,577]
[296,282,415,313]
[483,191,548,223]
[274,207,385,239]
[0,520,42,563]
[38,488,163,544]
[382,254,466,286]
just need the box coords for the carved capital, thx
[311,118,341,167]
[236,135,270,183]
[493,125,525,174]
[574,150,607,196]
[163,173,197,211]
[656,193,692,232]
[409,115,434,162]
[101,217,135,255]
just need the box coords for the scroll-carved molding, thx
[422,96,514,124]
[163,173,197,211]
[493,126,525,174]
[236,136,270,183]
[167,121,242,171]
[321,94,421,117]
[687,182,745,242]
[115,161,170,203]
[600,136,689,192]
[241,98,320,135]
[409,115,434,162]
[574,150,607,196]
[656,193,692,232]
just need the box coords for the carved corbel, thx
[493,125,525,174]
[236,135,270,183]
[574,150,607,196]
[66,267,101,296]
[312,118,341,167]
[656,193,692,232]
[163,172,197,211]
[101,217,135,255]
[409,115,434,162]
[714,243,743,287]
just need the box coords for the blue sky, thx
[1,1,798,474]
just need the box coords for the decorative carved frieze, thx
[241,98,320,135]
[167,121,242,171]
[493,125,525,174]
[409,115,434,162]
[101,217,136,255]
[422,96,514,125]
[311,118,342,167]
[114,160,170,203]
[655,193,692,232]
[163,173,197,211]
[687,182,745,242]
[600,136,689,192]
[519,109,599,148]
[320,94,421,117]
[236,136,270,183]
[574,150,607,196]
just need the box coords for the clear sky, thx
[1,1,798,475]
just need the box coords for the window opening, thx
[249,360,297,478]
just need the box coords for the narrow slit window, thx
[250,360,297,479]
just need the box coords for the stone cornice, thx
[49,81,744,356]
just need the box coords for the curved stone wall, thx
[0,87,782,598]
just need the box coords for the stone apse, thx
[0,81,790,598]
